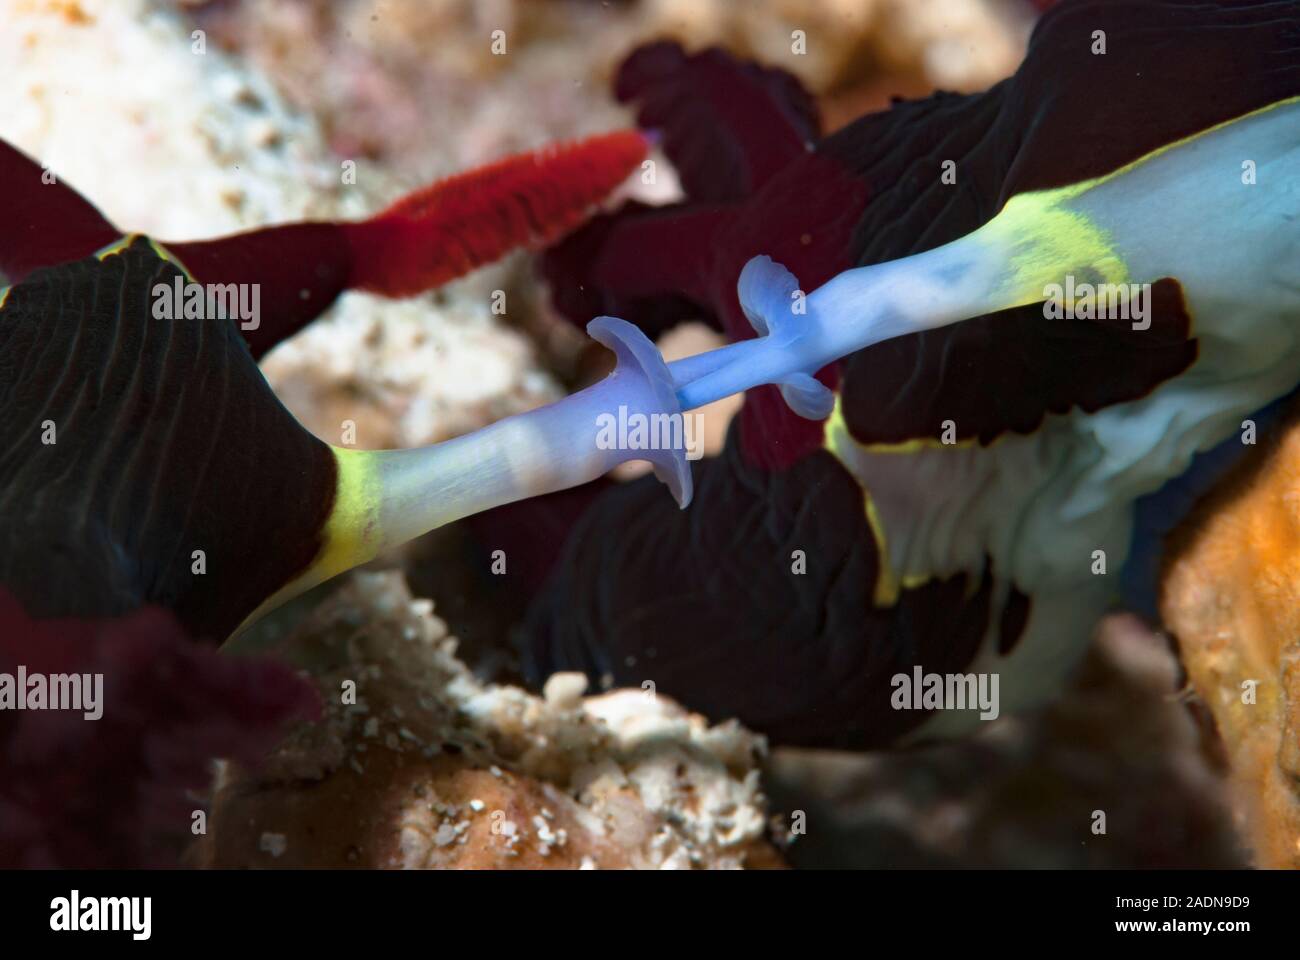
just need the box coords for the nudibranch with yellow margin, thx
[669,93,1300,741]
[240,314,694,635]
[0,125,690,871]
[516,2,1300,749]
[688,92,1300,415]
[0,129,672,642]
[1,229,697,642]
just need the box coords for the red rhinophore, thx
[4,128,649,361]
[344,129,651,297]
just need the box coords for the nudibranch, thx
[0,130,677,865]
[0,130,657,640]
[515,0,1300,748]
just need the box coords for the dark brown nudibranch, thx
[0,237,336,639]
[0,132,669,643]
[3,234,701,640]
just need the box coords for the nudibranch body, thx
[0,131,661,640]
[519,0,1300,747]
[4,2,1299,870]
[727,94,1300,739]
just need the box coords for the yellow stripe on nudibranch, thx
[862,489,899,606]
[978,188,1129,309]
[978,92,1300,312]
[807,95,1300,613]
[93,234,195,279]
[267,445,382,603]
[93,234,140,261]
[1051,93,1300,197]
[230,446,382,638]
[312,446,384,585]
[824,396,931,607]
[857,434,980,455]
